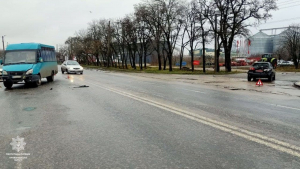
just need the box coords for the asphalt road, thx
[1,67,300,169]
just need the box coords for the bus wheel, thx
[33,75,42,87]
[47,72,54,82]
[3,81,13,89]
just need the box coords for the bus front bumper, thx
[2,74,40,83]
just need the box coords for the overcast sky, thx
[1,0,299,50]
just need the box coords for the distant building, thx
[247,30,286,55]
[193,48,224,57]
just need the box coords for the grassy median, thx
[276,66,300,72]
[82,65,242,75]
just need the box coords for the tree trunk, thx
[216,48,220,72]
[140,56,143,70]
[163,57,167,70]
[224,48,231,72]
[293,53,299,69]
[180,46,184,70]
[96,53,100,66]
[125,55,128,69]
[202,42,206,73]
[158,53,162,70]
[144,50,147,69]
[168,54,172,71]
[191,49,194,72]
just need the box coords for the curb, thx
[294,82,300,89]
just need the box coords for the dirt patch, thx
[176,78,198,80]
[205,81,224,84]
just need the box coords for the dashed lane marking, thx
[86,81,300,158]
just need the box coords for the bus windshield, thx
[4,51,36,65]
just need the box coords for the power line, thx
[261,17,300,25]
[278,2,300,8]
[279,3,300,9]
[277,0,299,5]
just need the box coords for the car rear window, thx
[253,63,269,68]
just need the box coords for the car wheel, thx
[33,75,42,87]
[66,69,69,74]
[3,81,13,89]
[268,74,273,82]
[80,72,83,75]
[61,68,64,74]
[248,75,251,81]
[47,72,54,82]
[273,74,276,81]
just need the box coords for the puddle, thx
[23,107,36,111]
[15,127,31,131]
[205,81,224,83]
[229,88,246,91]
[176,78,197,80]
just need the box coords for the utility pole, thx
[2,35,5,55]
[107,21,111,68]
[214,14,218,73]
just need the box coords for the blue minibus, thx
[2,43,58,88]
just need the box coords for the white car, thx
[278,61,294,66]
[61,60,84,74]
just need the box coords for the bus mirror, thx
[39,57,43,62]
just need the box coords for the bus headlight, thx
[26,69,33,75]
[2,70,8,75]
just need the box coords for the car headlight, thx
[264,69,271,72]
[26,69,33,75]
[80,66,83,70]
[2,70,8,75]
[67,66,71,70]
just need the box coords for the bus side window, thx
[46,50,50,61]
[51,51,54,61]
[45,50,48,61]
[42,50,46,61]
[37,50,41,62]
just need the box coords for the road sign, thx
[175,61,187,66]
[193,60,200,65]
[256,79,263,86]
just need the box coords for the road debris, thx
[74,85,89,88]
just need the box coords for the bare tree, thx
[178,27,188,70]
[136,0,164,70]
[196,0,210,73]
[282,26,300,69]
[274,46,289,61]
[204,0,277,72]
[159,0,186,71]
[185,0,201,71]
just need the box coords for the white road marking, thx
[86,81,300,158]
[181,88,206,94]
[270,104,300,111]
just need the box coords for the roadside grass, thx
[276,66,300,72]
[82,65,242,75]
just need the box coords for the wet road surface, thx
[1,68,300,168]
